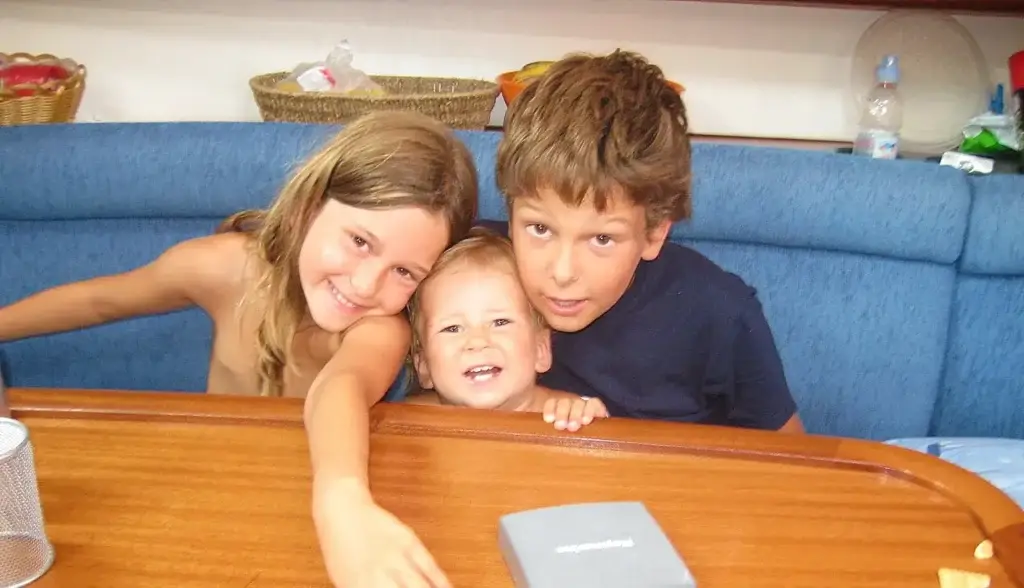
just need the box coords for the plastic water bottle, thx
[853,55,903,160]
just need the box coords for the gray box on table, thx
[498,501,697,588]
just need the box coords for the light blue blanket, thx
[885,437,1024,509]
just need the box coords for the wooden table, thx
[6,388,1024,587]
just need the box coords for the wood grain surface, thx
[7,387,1024,587]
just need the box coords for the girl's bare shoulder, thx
[188,231,254,266]
[171,231,260,308]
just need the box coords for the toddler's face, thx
[298,200,449,333]
[415,264,551,410]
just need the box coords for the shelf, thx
[691,134,846,151]
[484,126,847,152]
[674,0,1024,15]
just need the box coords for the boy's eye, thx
[493,318,511,327]
[593,234,613,246]
[352,235,369,249]
[395,267,414,280]
[440,325,460,333]
[525,223,550,237]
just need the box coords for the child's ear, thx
[534,327,553,374]
[641,219,672,261]
[413,350,435,389]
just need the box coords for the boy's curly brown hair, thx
[496,49,691,227]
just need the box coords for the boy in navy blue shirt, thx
[487,50,804,433]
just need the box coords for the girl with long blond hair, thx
[0,110,477,587]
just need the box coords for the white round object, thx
[851,10,990,155]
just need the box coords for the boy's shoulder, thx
[615,241,758,324]
[662,241,753,290]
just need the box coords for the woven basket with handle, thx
[249,72,498,130]
[0,52,86,126]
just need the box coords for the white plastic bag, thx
[323,41,382,94]
[276,40,384,95]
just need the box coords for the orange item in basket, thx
[496,70,684,106]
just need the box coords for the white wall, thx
[1,0,1021,141]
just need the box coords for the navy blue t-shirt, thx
[477,220,797,430]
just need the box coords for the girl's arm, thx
[304,315,450,588]
[0,234,237,342]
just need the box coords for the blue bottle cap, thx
[877,54,899,84]
[990,83,1004,114]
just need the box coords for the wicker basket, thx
[249,72,498,130]
[0,53,86,126]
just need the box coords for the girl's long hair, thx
[218,111,478,396]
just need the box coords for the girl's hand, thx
[315,478,450,588]
[542,395,609,432]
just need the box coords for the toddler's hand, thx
[542,395,609,432]
[315,478,450,588]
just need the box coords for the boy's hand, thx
[542,395,609,432]
[315,477,450,588]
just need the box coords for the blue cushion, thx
[0,121,506,222]
[675,144,970,264]
[960,174,1024,275]
[931,277,1024,439]
[932,177,1024,440]
[684,240,954,440]
[0,218,216,392]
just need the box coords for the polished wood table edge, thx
[371,403,1024,571]
[10,387,1024,585]
[7,386,305,425]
